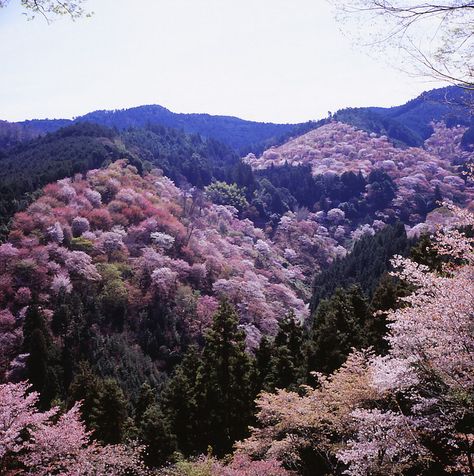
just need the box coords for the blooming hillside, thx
[245,121,474,223]
[237,204,474,475]
[0,161,311,379]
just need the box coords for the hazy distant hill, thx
[3,106,306,154]
[2,86,472,153]
[79,105,305,153]
[334,86,473,147]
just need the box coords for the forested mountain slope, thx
[0,160,308,381]
[0,121,241,238]
[1,106,308,154]
[79,105,304,153]
[2,85,472,153]
[0,86,473,475]
[0,158,422,468]
[334,85,474,146]
[0,123,140,237]
[245,121,474,227]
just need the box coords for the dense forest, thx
[0,81,473,476]
[0,106,309,154]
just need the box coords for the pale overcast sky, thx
[0,0,444,123]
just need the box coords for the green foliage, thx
[308,286,371,374]
[68,361,103,431]
[22,305,62,408]
[161,347,202,456]
[138,301,184,365]
[410,233,445,273]
[204,181,248,211]
[194,300,255,455]
[132,383,176,466]
[255,337,273,392]
[135,383,157,423]
[122,126,237,187]
[97,264,128,329]
[258,312,307,392]
[162,301,256,457]
[138,402,176,467]
[310,223,410,311]
[70,236,94,253]
[94,378,128,444]
[368,273,410,354]
[91,333,165,401]
[366,169,397,210]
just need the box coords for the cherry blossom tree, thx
[151,267,178,298]
[239,204,474,475]
[0,381,146,475]
[50,272,73,295]
[150,232,175,250]
[71,216,90,237]
[65,250,101,281]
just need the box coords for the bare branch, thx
[331,0,474,88]
[0,0,91,21]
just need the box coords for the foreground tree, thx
[238,203,474,475]
[308,286,371,374]
[161,347,201,455]
[332,0,474,88]
[0,0,90,21]
[194,299,256,455]
[258,311,307,392]
[162,300,256,457]
[0,381,146,475]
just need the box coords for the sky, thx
[0,0,444,124]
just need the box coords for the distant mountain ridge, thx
[1,85,473,153]
[79,105,300,152]
[3,105,306,154]
[334,86,473,147]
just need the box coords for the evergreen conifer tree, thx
[23,305,60,408]
[308,286,370,374]
[139,403,176,467]
[68,361,104,431]
[194,299,256,455]
[94,378,128,444]
[262,311,306,392]
[161,345,202,455]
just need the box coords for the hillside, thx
[334,85,473,146]
[0,160,308,376]
[2,106,307,154]
[2,85,472,154]
[0,87,473,475]
[0,121,242,238]
[0,123,139,237]
[79,105,305,153]
[245,121,474,226]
